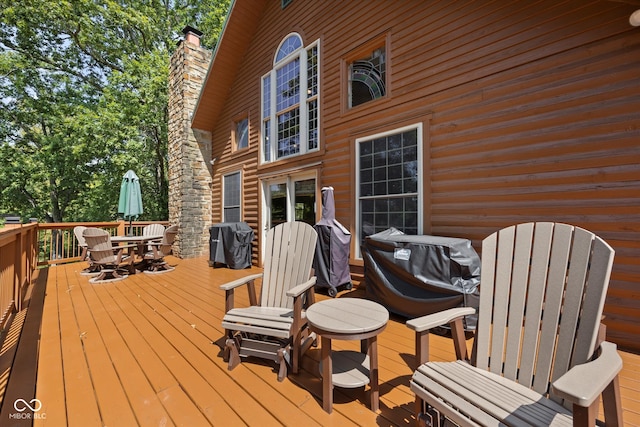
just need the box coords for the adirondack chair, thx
[221,221,318,382]
[407,222,623,427]
[83,230,135,283]
[76,226,109,275]
[142,225,178,273]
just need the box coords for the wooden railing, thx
[36,221,170,266]
[0,223,38,330]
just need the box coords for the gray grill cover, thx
[363,228,480,329]
[313,187,351,291]
[209,222,253,269]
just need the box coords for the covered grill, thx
[363,228,480,330]
[313,187,352,297]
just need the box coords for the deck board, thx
[25,257,640,426]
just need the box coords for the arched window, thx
[275,34,302,63]
[261,34,320,163]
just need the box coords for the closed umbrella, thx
[118,170,143,235]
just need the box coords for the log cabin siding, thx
[200,0,640,351]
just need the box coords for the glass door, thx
[262,174,317,259]
[268,182,288,228]
[294,178,316,225]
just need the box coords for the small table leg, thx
[368,336,379,412]
[321,336,333,413]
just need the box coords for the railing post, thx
[117,220,126,236]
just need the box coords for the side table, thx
[305,298,389,413]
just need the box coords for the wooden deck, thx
[10,257,640,426]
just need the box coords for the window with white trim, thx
[223,171,242,222]
[356,125,422,254]
[261,33,319,163]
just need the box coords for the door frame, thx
[259,168,319,265]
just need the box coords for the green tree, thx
[0,0,230,223]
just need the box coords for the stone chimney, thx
[168,26,213,258]
[183,25,204,46]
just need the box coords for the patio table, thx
[111,234,163,270]
[306,298,389,413]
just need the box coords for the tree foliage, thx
[0,0,230,223]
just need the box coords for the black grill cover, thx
[363,228,480,329]
[209,222,253,269]
[313,187,352,292]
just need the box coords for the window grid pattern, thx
[359,128,419,242]
[307,46,318,97]
[276,59,300,112]
[308,99,318,150]
[261,36,319,163]
[277,108,300,158]
[223,172,242,223]
[307,45,319,150]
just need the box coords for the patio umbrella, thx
[118,170,143,234]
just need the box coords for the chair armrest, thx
[112,243,138,250]
[220,273,263,291]
[406,307,476,333]
[407,307,475,365]
[552,341,622,407]
[286,277,317,298]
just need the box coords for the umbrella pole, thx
[128,217,133,236]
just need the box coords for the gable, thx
[191,0,269,131]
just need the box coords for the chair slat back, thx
[74,226,88,247]
[143,223,165,237]
[160,225,178,256]
[474,222,614,400]
[83,230,116,263]
[260,222,318,309]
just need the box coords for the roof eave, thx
[191,0,268,131]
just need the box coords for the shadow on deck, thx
[1,257,638,426]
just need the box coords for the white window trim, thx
[260,35,320,164]
[355,123,424,259]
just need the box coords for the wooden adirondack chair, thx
[407,222,623,427]
[220,221,318,382]
[83,230,135,283]
[142,225,178,273]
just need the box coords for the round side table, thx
[306,298,389,413]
